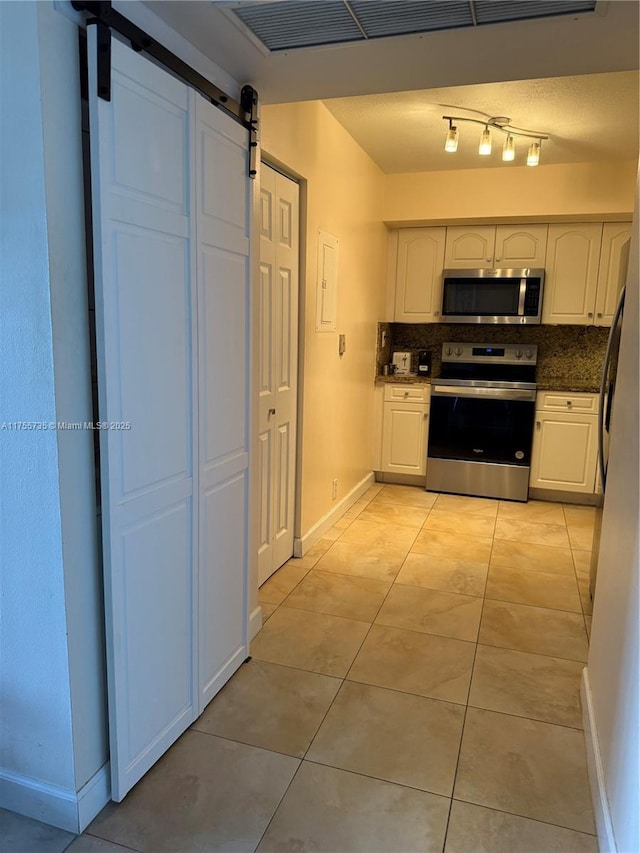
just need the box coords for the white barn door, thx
[89,34,249,800]
[194,96,250,709]
[257,165,299,585]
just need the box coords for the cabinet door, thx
[530,413,598,492]
[594,222,631,326]
[394,228,446,322]
[542,223,603,324]
[381,402,428,476]
[494,225,548,267]
[444,226,495,269]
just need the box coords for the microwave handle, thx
[517,279,527,316]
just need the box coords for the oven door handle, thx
[432,385,537,402]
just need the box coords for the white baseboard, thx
[249,605,263,640]
[0,760,110,834]
[582,667,617,852]
[294,472,375,557]
[77,762,110,832]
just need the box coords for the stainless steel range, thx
[426,342,538,502]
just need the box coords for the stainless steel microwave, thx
[441,268,544,324]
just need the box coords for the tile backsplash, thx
[377,323,609,391]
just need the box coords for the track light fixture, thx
[443,114,548,166]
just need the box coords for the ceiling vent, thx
[229,0,597,52]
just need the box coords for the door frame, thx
[249,154,306,611]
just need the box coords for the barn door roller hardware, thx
[71,1,259,177]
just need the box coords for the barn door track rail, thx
[71,0,259,177]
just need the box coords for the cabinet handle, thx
[566,401,572,407]
[536,421,541,429]
[486,258,492,263]
[423,412,429,420]
[495,258,501,262]
[434,311,439,316]
[597,312,603,318]
[403,391,409,398]
[588,312,593,318]
[268,408,276,415]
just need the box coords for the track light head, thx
[445,121,459,152]
[527,141,541,166]
[502,134,515,162]
[478,126,492,156]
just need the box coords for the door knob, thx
[268,408,276,415]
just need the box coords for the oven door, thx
[428,384,536,466]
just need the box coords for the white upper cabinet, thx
[444,224,547,269]
[393,227,446,322]
[542,223,603,324]
[494,224,548,267]
[444,226,495,268]
[594,222,631,326]
[388,220,630,326]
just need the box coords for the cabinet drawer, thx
[537,392,598,413]
[384,384,430,403]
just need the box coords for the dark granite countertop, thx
[536,379,600,394]
[377,322,607,396]
[375,374,431,384]
[375,373,598,393]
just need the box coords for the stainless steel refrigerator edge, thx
[584,174,639,853]
[589,285,626,596]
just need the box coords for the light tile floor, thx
[4,486,598,853]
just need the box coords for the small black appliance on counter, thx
[417,350,431,376]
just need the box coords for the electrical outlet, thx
[332,479,338,501]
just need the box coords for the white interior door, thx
[257,164,300,585]
[89,33,249,801]
[194,95,250,710]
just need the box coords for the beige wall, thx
[261,101,387,537]
[383,160,637,225]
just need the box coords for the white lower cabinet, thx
[530,392,599,493]
[380,384,430,477]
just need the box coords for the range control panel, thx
[441,342,538,366]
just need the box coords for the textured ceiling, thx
[322,72,640,173]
